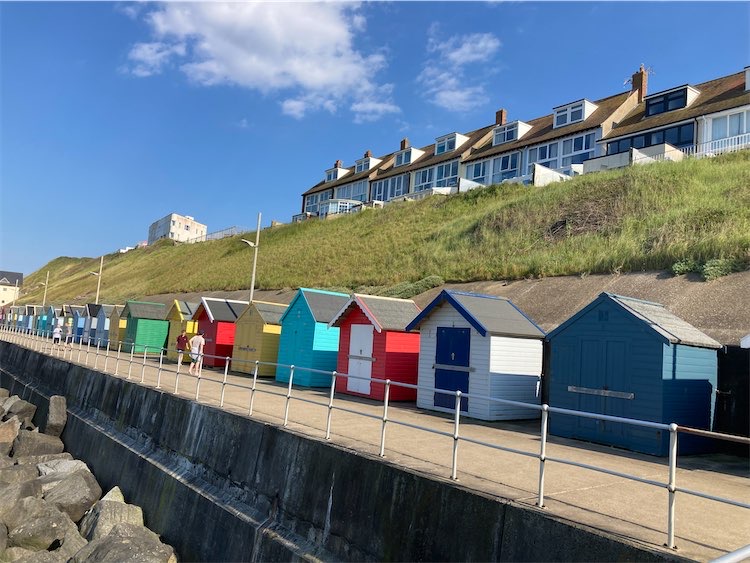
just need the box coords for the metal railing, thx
[0,323,748,554]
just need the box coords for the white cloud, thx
[123,3,398,122]
[419,25,501,112]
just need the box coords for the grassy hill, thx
[16,151,750,306]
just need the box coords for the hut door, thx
[434,327,470,412]
[347,324,374,394]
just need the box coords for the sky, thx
[1,1,748,276]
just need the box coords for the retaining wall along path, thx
[0,342,685,562]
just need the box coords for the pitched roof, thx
[281,288,349,324]
[608,293,721,349]
[177,301,199,318]
[98,304,115,317]
[253,301,287,325]
[303,152,397,197]
[199,297,248,322]
[464,91,632,164]
[86,304,102,317]
[602,71,750,141]
[0,271,23,287]
[330,294,421,332]
[122,301,166,320]
[63,305,85,316]
[406,290,545,338]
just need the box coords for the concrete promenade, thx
[3,333,749,561]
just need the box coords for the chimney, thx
[334,159,343,169]
[495,108,507,125]
[364,150,372,158]
[400,138,410,150]
[631,64,648,103]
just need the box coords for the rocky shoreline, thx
[0,388,177,562]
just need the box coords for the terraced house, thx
[296,66,750,222]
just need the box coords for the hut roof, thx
[199,297,248,322]
[98,304,115,317]
[123,301,166,320]
[176,300,200,319]
[253,301,288,325]
[281,288,349,324]
[406,290,545,338]
[331,294,421,332]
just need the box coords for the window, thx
[606,123,694,155]
[395,149,411,167]
[355,159,369,173]
[325,170,336,182]
[561,132,596,167]
[645,89,687,117]
[712,111,748,141]
[336,180,368,201]
[435,161,459,187]
[185,225,190,231]
[171,220,176,226]
[491,153,520,183]
[305,193,320,214]
[467,161,487,184]
[371,174,409,201]
[493,124,518,145]
[435,135,456,155]
[413,168,434,192]
[555,103,584,128]
[527,142,558,173]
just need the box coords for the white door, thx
[347,324,374,394]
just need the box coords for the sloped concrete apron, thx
[0,342,687,562]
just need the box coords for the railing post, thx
[77,337,83,362]
[85,338,91,365]
[451,390,462,480]
[195,366,202,401]
[325,371,336,440]
[140,346,148,383]
[284,365,294,427]
[220,357,230,407]
[666,423,678,549]
[115,342,122,376]
[248,361,259,415]
[103,342,110,372]
[127,345,134,380]
[174,354,182,395]
[156,348,165,389]
[380,379,391,457]
[538,404,549,508]
[93,339,101,370]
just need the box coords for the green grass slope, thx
[17,151,750,305]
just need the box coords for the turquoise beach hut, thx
[276,288,349,387]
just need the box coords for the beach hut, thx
[546,292,721,456]
[231,301,287,376]
[406,290,545,421]
[276,288,349,387]
[330,294,421,401]
[72,306,86,341]
[165,300,200,362]
[46,306,62,330]
[60,305,84,340]
[94,304,115,347]
[121,301,169,354]
[107,306,127,349]
[82,304,101,344]
[194,298,249,368]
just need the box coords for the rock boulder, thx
[6,400,36,429]
[0,418,21,457]
[45,396,67,438]
[71,522,176,563]
[78,487,144,542]
[11,431,64,458]
[44,470,102,523]
[4,497,74,552]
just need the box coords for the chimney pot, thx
[631,65,648,103]
[364,150,372,158]
[495,109,508,125]
[400,138,410,150]
[334,159,343,169]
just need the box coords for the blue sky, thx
[1,1,748,276]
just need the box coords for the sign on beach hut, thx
[276,288,349,387]
[121,301,168,354]
[406,290,545,421]
[546,292,721,456]
[330,294,421,401]
[231,300,287,376]
[194,297,249,368]
[165,300,199,362]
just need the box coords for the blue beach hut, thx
[95,304,115,347]
[276,288,349,387]
[546,292,721,456]
[406,290,546,421]
[72,306,86,341]
[83,303,101,344]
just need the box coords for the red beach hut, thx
[194,297,248,368]
[330,294,421,401]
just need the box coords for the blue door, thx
[434,327,470,412]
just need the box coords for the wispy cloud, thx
[122,3,399,123]
[418,24,501,112]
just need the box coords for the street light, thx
[41,270,50,308]
[89,255,104,305]
[241,212,262,304]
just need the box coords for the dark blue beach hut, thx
[547,292,721,456]
[276,288,349,387]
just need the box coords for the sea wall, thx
[0,342,682,562]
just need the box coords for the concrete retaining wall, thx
[0,342,681,562]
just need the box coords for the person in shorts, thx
[188,329,206,375]
[176,329,189,368]
[52,325,62,345]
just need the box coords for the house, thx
[194,297,249,368]
[330,294,421,401]
[231,300,288,376]
[546,292,721,456]
[94,305,116,347]
[276,288,349,387]
[0,271,22,307]
[165,300,200,362]
[121,301,169,354]
[406,290,545,421]
[586,67,750,172]
[148,212,208,244]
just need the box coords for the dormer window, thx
[354,154,382,173]
[553,100,598,128]
[644,86,698,117]
[395,149,411,167]
[325,170,337,182]
[434,133,468,155]
[492,121,532,146]
[324,160,349,183]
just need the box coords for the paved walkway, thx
[4,334,749,561]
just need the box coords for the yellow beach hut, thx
[165,300,199,362]
[231,301,287,376]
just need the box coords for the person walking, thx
[188,330,206,375]
[176,329,189,369]
[52,325,62,346]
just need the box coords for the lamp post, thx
[241,212,262,304]
[41,271,50,308]
[89,255,103,305]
